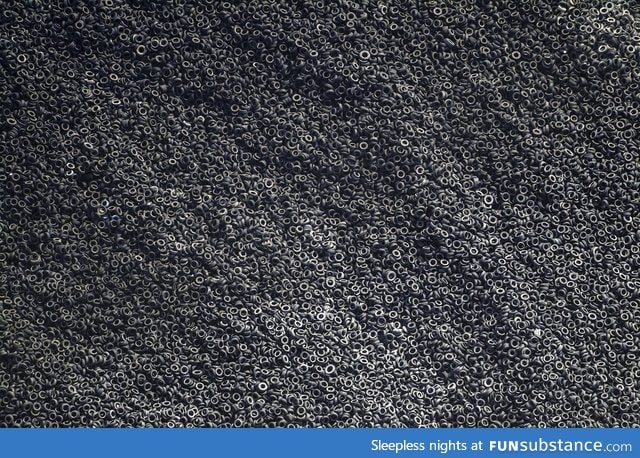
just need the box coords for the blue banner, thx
[0,428,636,458]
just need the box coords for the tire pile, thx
[1,0,639,427]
